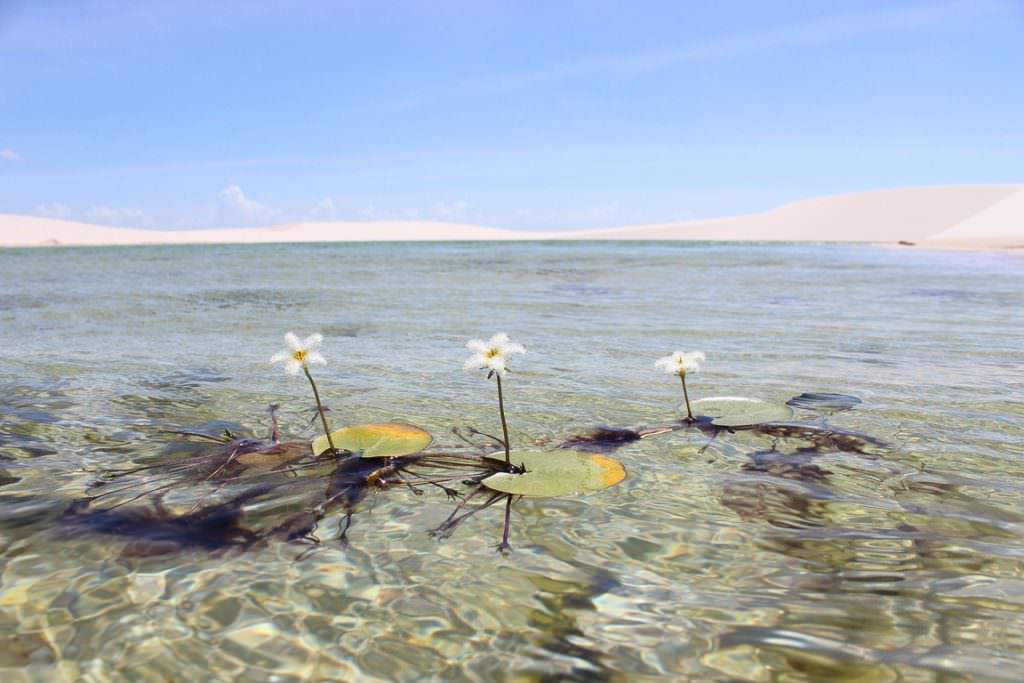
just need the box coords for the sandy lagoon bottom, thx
[1,241,1023,681]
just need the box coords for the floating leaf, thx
[690,396,793,427]
[481,449,626,498]
[312,423,432,458]
[786,392,862,413]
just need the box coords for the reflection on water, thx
[1,241,1023,681]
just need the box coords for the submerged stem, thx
[304,366,336,452]
[497,494,513,553]
[680,372,694,422]
[496,374,511,465]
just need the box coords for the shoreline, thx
[3,238,1022,254]
[3,185,1022,252]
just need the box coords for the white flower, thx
[655,350,705,376]
[463,332,525,377]
[270,332,326,375]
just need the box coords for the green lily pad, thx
[481,449,627,498]
[311,423,432,458]
[690,396,793,427]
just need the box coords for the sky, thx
[1,0,1022,230]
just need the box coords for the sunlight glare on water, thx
[1,241,1023,681]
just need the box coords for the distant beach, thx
[3,185,1022,251]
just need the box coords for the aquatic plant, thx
[690,396,793,427]
[85,408,310,511]
[63,485,273,557]
[271,332,336,452]
[425,448,626,552]
[464,333,525,465]
[480,449,626,498]
[786,392,862,413]
[312,422,432,458]
[655,350,704,422]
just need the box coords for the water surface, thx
[1,242,1022,681]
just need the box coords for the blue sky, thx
[1,0,1022,230]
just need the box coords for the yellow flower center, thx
[293,350,307,363]
[485,348,500,359]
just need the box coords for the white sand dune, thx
[0,217,525,247]
[918,188,1024,249]
[575,185,1022,244]
[2,184,1022,249]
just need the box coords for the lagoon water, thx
[1,241,1023,681]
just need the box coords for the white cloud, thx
[0,149,20,161]
[32,201,71,218]
[574,201,621,223]
[311,196,336,220]
[354,201,470,222]
[433,200,469,219]
[31,201,151,226]
[83,205,151,227]
[219,184,279,223]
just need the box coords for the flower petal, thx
[306,351,326,366]
[655,355,677,373]
[302,333,323,351]
[486,357,507,375]
[500,342,526,356]
[270,350,290,364]
[466,339,488,353]
[488,332,510,347]
[463,353,486,371]
[284,332,303,352]
[283,358,303,375]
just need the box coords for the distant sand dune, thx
[576,186,1021,243]
[2,185,1022,249]
[920,188,1024,249]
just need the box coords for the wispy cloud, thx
[572,201,621,224]
[433,200,469,219]
[354,200,471,222]
[31,201,151,226]
[219,184,279,223]
[407,0,1016,102]
[83,205,151,227]
[32,201,71,218]
[310,196,336,220]
[0,148,20,161]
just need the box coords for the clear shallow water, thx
[1,241,1022,682]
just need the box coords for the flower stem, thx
[496,374,511,465]
[304,365,336,452]
[497,495,513,553]
[680,372,695,422]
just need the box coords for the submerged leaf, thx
[560,427,643,453]
[786,392,862,413]
[690,396,793,427]
[481,450,626,498]
[311,423,432,458]
[752,423,887,453]
[234,441,310,470]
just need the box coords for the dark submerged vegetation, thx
[61,334,885,559]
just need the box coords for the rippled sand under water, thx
[1,241,1023,682]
